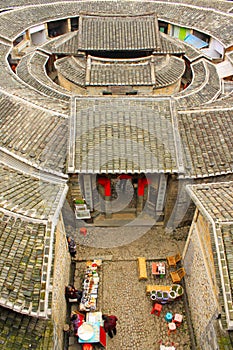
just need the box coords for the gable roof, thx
[78,13,161,51]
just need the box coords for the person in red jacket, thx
[102,314,118,338]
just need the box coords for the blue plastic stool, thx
[165,312,173,322]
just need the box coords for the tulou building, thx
[0,1,233,349]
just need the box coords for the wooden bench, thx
[146,285,171,295]
[137,257,147,280]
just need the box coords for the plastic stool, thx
[80,227,87,236]
[165,312,173,322]
[150,303,162,316]
[173,313,183,327]
[167,322,176,335]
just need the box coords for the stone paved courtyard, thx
[66,224,194,350]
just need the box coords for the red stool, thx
[150,303,162,316]
[80,227,87,236]
[82,344,93,350]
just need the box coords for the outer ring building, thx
[0,1,233,349]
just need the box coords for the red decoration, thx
[98,178,111,196]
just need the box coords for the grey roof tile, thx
[0,93,68,172]
[56,54,185,88]
[55,56,86,87]
[186,183,233,327]
[2,0,233,14]
[68,97,180,174]
[79,13,161,51]
[0,212,52,317]
[16,51,71,101]
[187,181,233,222]
[0,306,53,349]
[0,2,232,48]
[0,165,67,220]
[178,109,233,177]
[175,59,221,108]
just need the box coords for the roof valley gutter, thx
[170,99,185,174]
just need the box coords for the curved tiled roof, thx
[174,59,221,108]
[0,2,232,47]
[16,51,70,102]
[155,56,185,88]
[1,0,233,14]
[0,44,69,115]
[55,56,86,87]
[0,1,233,47]
[47,30,79,55]
[56,55,185,88]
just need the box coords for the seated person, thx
[71,312,85,337]
[65,285,82,302]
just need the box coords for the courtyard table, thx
[152,262,166,277]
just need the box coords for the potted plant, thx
[176,285,184,297]
[74,199,85,204]
[168,290,176,301]
[156,291,163,300]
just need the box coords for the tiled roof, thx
[56,54,185,88]
[0,307,53,349]
[157,32,185,55]
[178,109,233,178]
[55,56,86,87]
[68,97,182,174]
[174,59,221,109]
[1,0,233,14]
[182,41,209,63]
[0,93,68,172]
[155,56,185,88]
[0,211,53,317]
[45,29,184,56]
[78,13,161,51]
[88,56,154,86]
[0,43,69,115]
[51,30,79,55]
[186,183,233,328]
[0,164,67,220]
[186,182,233,222]
[16,51,70,101]
[0,2,232,48]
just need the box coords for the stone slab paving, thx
[67,225,193,349]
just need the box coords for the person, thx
[102,314,118,338]
[65,285,82,302]
[70,312,85,337]
[67,236,77,258]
